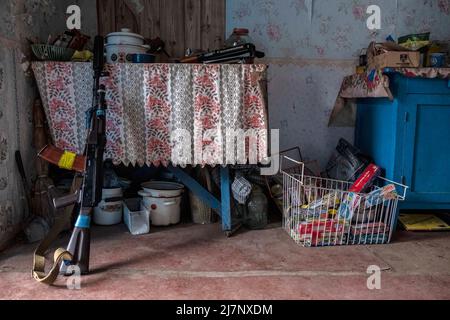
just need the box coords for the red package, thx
[299,228,346,246]
[351,222,387,236]
[349,164,381,193]
[298,220,345,235]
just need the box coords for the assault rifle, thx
[59,35,108,275]
[32,35,108,283]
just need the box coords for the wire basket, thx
[282,156,408,247]
[32,44,75,61]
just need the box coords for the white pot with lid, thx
[94,187,123,226]
[106,28,145,46]
[140,181,185,198]
[138,181,185,227]
[139,194,183,227]
[105,43,150,63]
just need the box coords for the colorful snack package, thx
[338,192,362,220]
[365,184,398,208]
[308,191,340,210]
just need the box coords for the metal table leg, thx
[220,166,232,232]
[167,166,232,233]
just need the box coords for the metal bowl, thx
[32,44,75,61]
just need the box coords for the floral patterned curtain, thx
[32,62,269,167]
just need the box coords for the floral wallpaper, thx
[228,0,450,59]
[227,0,450,165]
[0,0,96,249]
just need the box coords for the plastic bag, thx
[325,139,371,182]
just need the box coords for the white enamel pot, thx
[94,188,123,226]
[140,181,185,198]
[106,28,145,46]
[105,43,150,63]
[139,192,183,226]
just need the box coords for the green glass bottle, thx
[245,186,268,230]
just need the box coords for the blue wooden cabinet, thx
[355,74,450,211]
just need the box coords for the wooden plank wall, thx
[97,0,226,58]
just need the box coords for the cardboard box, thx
[367,42,421,69]
[370,51,420,69]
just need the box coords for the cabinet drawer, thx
[406,77,450,95]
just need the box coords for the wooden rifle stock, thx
[38,145,86,173]
[180,56,200,63]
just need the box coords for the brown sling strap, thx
[32,176,83,285]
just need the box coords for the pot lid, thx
[141,181,184,191]
[138,190,182,199]
[106,28,145,40]
[105,43,148,48]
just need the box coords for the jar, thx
[245,186,268,230]
[225,28,253,48]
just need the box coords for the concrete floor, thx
[0,223,449,300]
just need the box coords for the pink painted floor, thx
[0,223,449,300]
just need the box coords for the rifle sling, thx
[32,176,83,285]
